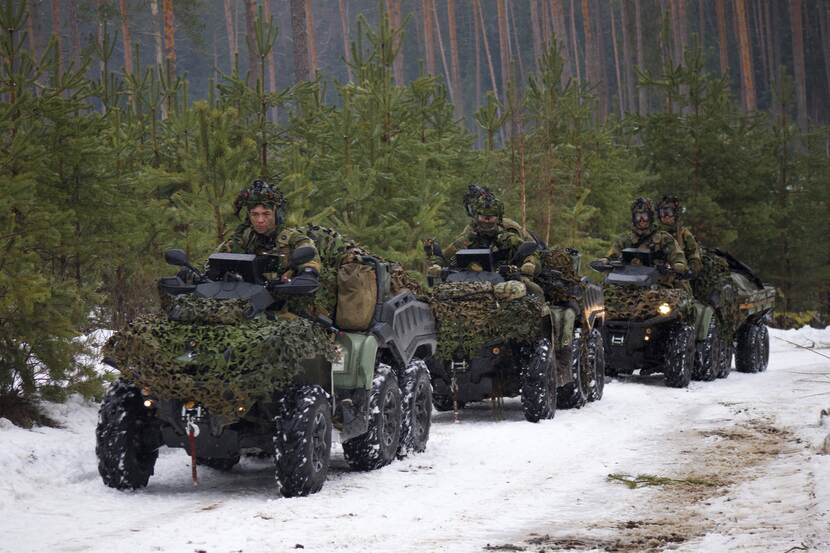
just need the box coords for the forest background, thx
[1,0,828,412]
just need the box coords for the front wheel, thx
[96,380,160,490]
[557,333,588,409]
[717,340,734,379]
[692,316,720,382]
[398,359,432,456]
[735,322,769,373]
[521,339,556,422]
[274,385,332,497]
[586,328,606,402]
[343,364,402,470]
[663,324,695,388]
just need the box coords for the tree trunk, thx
[716,0,729,75]
[162,0,175,77]
[432,0,454,105]
[474,0,500,100]
[570,0,582,83]
[790,0,808,130]
[305,0,318,75]
[26,1,38,60]
[635,0,646,114]
[698,0,706,44]
[447,0,462,117]
[530,0,543,67]
[734,0,755,111]
[541,0,552,49]
[339,0,353,82]
[621,0,636,113]
[610,3,624,117]
[551,0,573,82]
[586,0,608,120]
[385,0,403,84]
[289,0,310,82]
[763,0,777,92]
[422,0,436,75]
[223,0,236,69]
[508,1,525,85]
[69,0,82,69]
[262,0,278,93]
[244,0,258,86]
[581,0,595,88]
[496,0,511,101]
[50,0,62,76]
[819,0,830,114]
[669,0,688,64]
[475,0,482,144]
[118,0,132,76]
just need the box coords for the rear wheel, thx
[96,380,160,490]
[586,328,606,402]
[693,317,720,382]
[717,340,734,379]
[398,360,432,456]
[557,333,589,409]
[343,364,402,470]
[735,322,769,373]
[663,324,695,388]
[274,385,331,497]
[521,339,556,422]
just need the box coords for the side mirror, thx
[511,241,539,265]
[165,249,190,267]
[289,246,317,269]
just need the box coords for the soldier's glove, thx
[268,267,319,296]
[427,264,443,278]
[520,262,536,276]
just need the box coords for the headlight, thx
[657,302,672,316]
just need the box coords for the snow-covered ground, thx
[2,327,829,553]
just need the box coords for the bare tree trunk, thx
[50,0,62,76]
[753,0,767,102]
[698,0,706,43]
[508,1,525,85]
[819,0,830,112]
[431,0,454,105]
[162,0,175,77]
[474,0,500,100]
[530,0,543,67]
[244,0,258,86]
[447,0,463,117]
[475,0,482,144]
[541,0,552,49]
[262,1,277,93]
[669,0,688,63]
[734,0,755,111]
[385,0,403,84]
[117,0,132,76]
[223,0,236,69]
[790,0,808,129]
[581,0,595,88]
[716,0,729,75]
[305,0,318,75]
[592,0,609,120]
[763,0,777,91]
[635,0,646,114]
[26,2,38,60]
[69,0,81,69]
[610,3,624,117]
[496,0,511,101]
[422,0,437,75]
[621,0,635,113]
[339,0,353,82]
[149,0,162,70]
[289,0,310,82]
[570,0,582,83]
[551,0,573,81]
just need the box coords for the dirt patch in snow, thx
[511,414,797,552]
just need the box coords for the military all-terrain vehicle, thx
[96,246,436,497]
[692,248,776,378]
[425,243,604,422]
[591,248,715,388]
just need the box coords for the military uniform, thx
[658,222,702,274]
[218,223,322,277]
[435,217,541,275]
[608,225,688,289]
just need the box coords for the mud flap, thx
[694,302,716,342]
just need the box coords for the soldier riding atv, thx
[96,181,437,497]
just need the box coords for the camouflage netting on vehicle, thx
[692,250,741,339]
[103,302,337,418]
[538,248,582,304]
[428,281,547,360]
[604,285,694,322]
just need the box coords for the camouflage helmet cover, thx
[234,179,286,218]
[630,196,654,228]
[463,184,504,219]
[657,195,684,217]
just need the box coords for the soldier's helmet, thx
[463,184,504,220]
[630,197,654,229]
[657,195,684,221]
[234,179,287,226]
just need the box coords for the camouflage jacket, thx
[435,217,541,275]
[608,226,688,288]
[217,223,322,276]
[658,222,703,274]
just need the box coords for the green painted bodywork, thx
[333,332,379,391]
[693,301,716,342]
